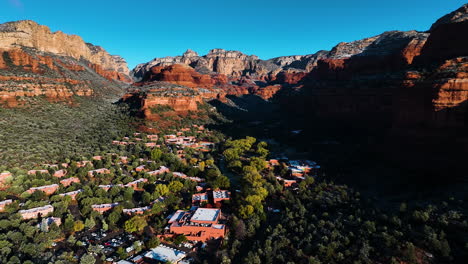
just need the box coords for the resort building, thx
[27,184,59,195]
[0,199,13,212]
[123,206,151,215]
[27,170,49,175]
[148,166,170,176]
[19,205,54,220]
[143,245,186,264]
[59,189,83,200]
[213,190,231,204]
[53,169,67,178]
[192,193,209,205]
[92,203,119,214]
[60,177,80,187]
[88,168,110,177]
[124,178,148,189]
[165,208,226,242]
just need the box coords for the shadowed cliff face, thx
[0,20,131,106]
[127,4,468,187]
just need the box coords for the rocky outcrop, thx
[429,4,468,30]
[121,82,204,120]
[416,5,468,64]
[141,64,228,88]
[132,48,325,84]
[0,20,131,106]
[0,20,130,78]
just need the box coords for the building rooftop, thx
[19,205,53,214]
[213,190,230,199]
[144,245,186,263]
[192,193,208,201]
[168,210,187,223]
[191,208,220,223]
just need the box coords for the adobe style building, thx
[27,184,59,195]
[88,168,110,177]
[19,205,54,220]
[92,203,119,214]
[27,170,49,175]
[135,165,146,172]
[123,206,151,215]
[192,193,209,205]
[77,160,92,167]
[164,208,225,242]
[124,178,148,189]
[212,190,230,204]
[0,199,13,212]
[60,177,80,187]
[59,189,82,200]
[0,171,12,184]
[98,184,123,191]
[53,169,67,178]
[148,166,170,176]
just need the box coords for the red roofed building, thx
[0,199,13,212]
[192,193,209,205]
[283,179,297,188]
[123,206,150,215]
[148,166,170,176]
[59,189,82,200]
[88,168,110,177]
[269,159,280,167]
[165,208,225,242]
[60,177,80,187]
[0,172,12,185]
[53,169,67,178]
[212,190,231,204]
[19,205,54,220]
[124,178,148,189]
[135,165,146,172]
[27,170,49,175]
[77,160,92,168]
[92,203,119,214]
[27,184,59,195]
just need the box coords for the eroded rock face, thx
[142,64,228,88]
[0,20,131,106]
[0,20,130,77]
[0,48,125,106]
[132,48,324,82]
[429,4,468,31]
[121,82,205,120]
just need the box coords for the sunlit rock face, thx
[0,20,132,106]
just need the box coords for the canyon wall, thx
[129,4,468,179]
[0,20,131,106]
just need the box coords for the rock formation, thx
[0,20,129,77]
[0,20,131,106]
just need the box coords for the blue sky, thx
[0,0,465,69]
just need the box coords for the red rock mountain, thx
[0,20,131,106]
[127,4,468,178]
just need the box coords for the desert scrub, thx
[0,97,136,167]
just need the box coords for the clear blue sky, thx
[0,0,465,69]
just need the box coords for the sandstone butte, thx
[0,20,131,106]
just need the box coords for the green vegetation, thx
[0,97,135,167]
[221,182,467,264]
[150,105,174,114]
